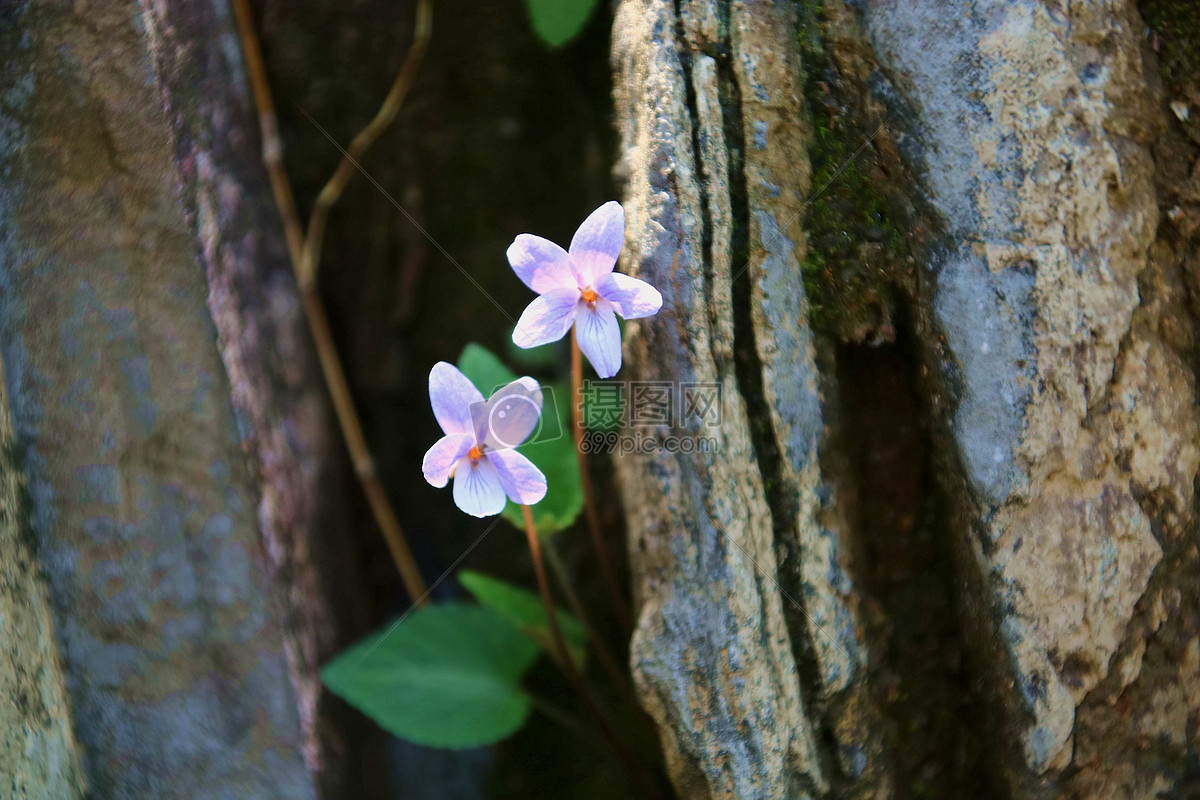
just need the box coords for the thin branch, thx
[545,541,628,694]
[527,693,597,747]
[299,0,432,290]
[231,0,429,604]
[571,328,632,630]
[231,0,304,268]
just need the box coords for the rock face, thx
[0,1,347,797]
[612,1,1200,798]
[866,0,1174,779]
[612,2,882,798]
[0,363,87,800]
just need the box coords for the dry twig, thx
[232,0,431,604]
[571,328,632,629]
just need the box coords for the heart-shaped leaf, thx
[525,0,599,48]
[460,569,587,669]
[321,604,540,749]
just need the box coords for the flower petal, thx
[512,287,579,349]
[575,300,622,378]
[429,362,485,435]
[480,377,544,450]
[507,234,577,294]
[594,272,662,320]
[488,449,547,506]
[452,458,507,517]
[422,433,475,488]
[568,201,625,286]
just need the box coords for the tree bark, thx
[0,1,355,797]
[612,2,1200,799]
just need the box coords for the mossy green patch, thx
[1142,0,1200,80]
[795,1,917,343]
[1141,0,1200,153]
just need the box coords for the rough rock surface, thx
[140,0,357,784]
[865,0,1194,784]
[612,2,885,798]
[0,1,335,797]
[613,1,1200,798]
[0,362,87,799]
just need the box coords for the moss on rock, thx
[795,1,922,344]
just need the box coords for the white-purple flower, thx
[422,362,548,518]
[508,201,662,378]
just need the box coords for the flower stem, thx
[544,541,635,700]
[545,538,663,746]
[521,505,656,795]
[522,505,595,690]
[570,328,633,631]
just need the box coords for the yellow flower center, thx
[467,444,484,464]
[580,286,598,308]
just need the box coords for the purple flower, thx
[422,362,548,518]
[508,201,662,378]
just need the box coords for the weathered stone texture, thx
[0,362,87,800]
[140,0,353,781]
[613,1,821,797]
[0,1,320,797]
[612,1,884,798]
[865,0,1192,781]
[615,0,1200,798]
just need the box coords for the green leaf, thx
[320,604,540,749]
[457,344,584,536]
[460,569,587,669]
[506,333,561,369]
[525,0,599,48]
[458,342,518,396]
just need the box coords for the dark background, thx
[257,1,638,796]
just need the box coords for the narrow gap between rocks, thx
[835,307,995,800]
